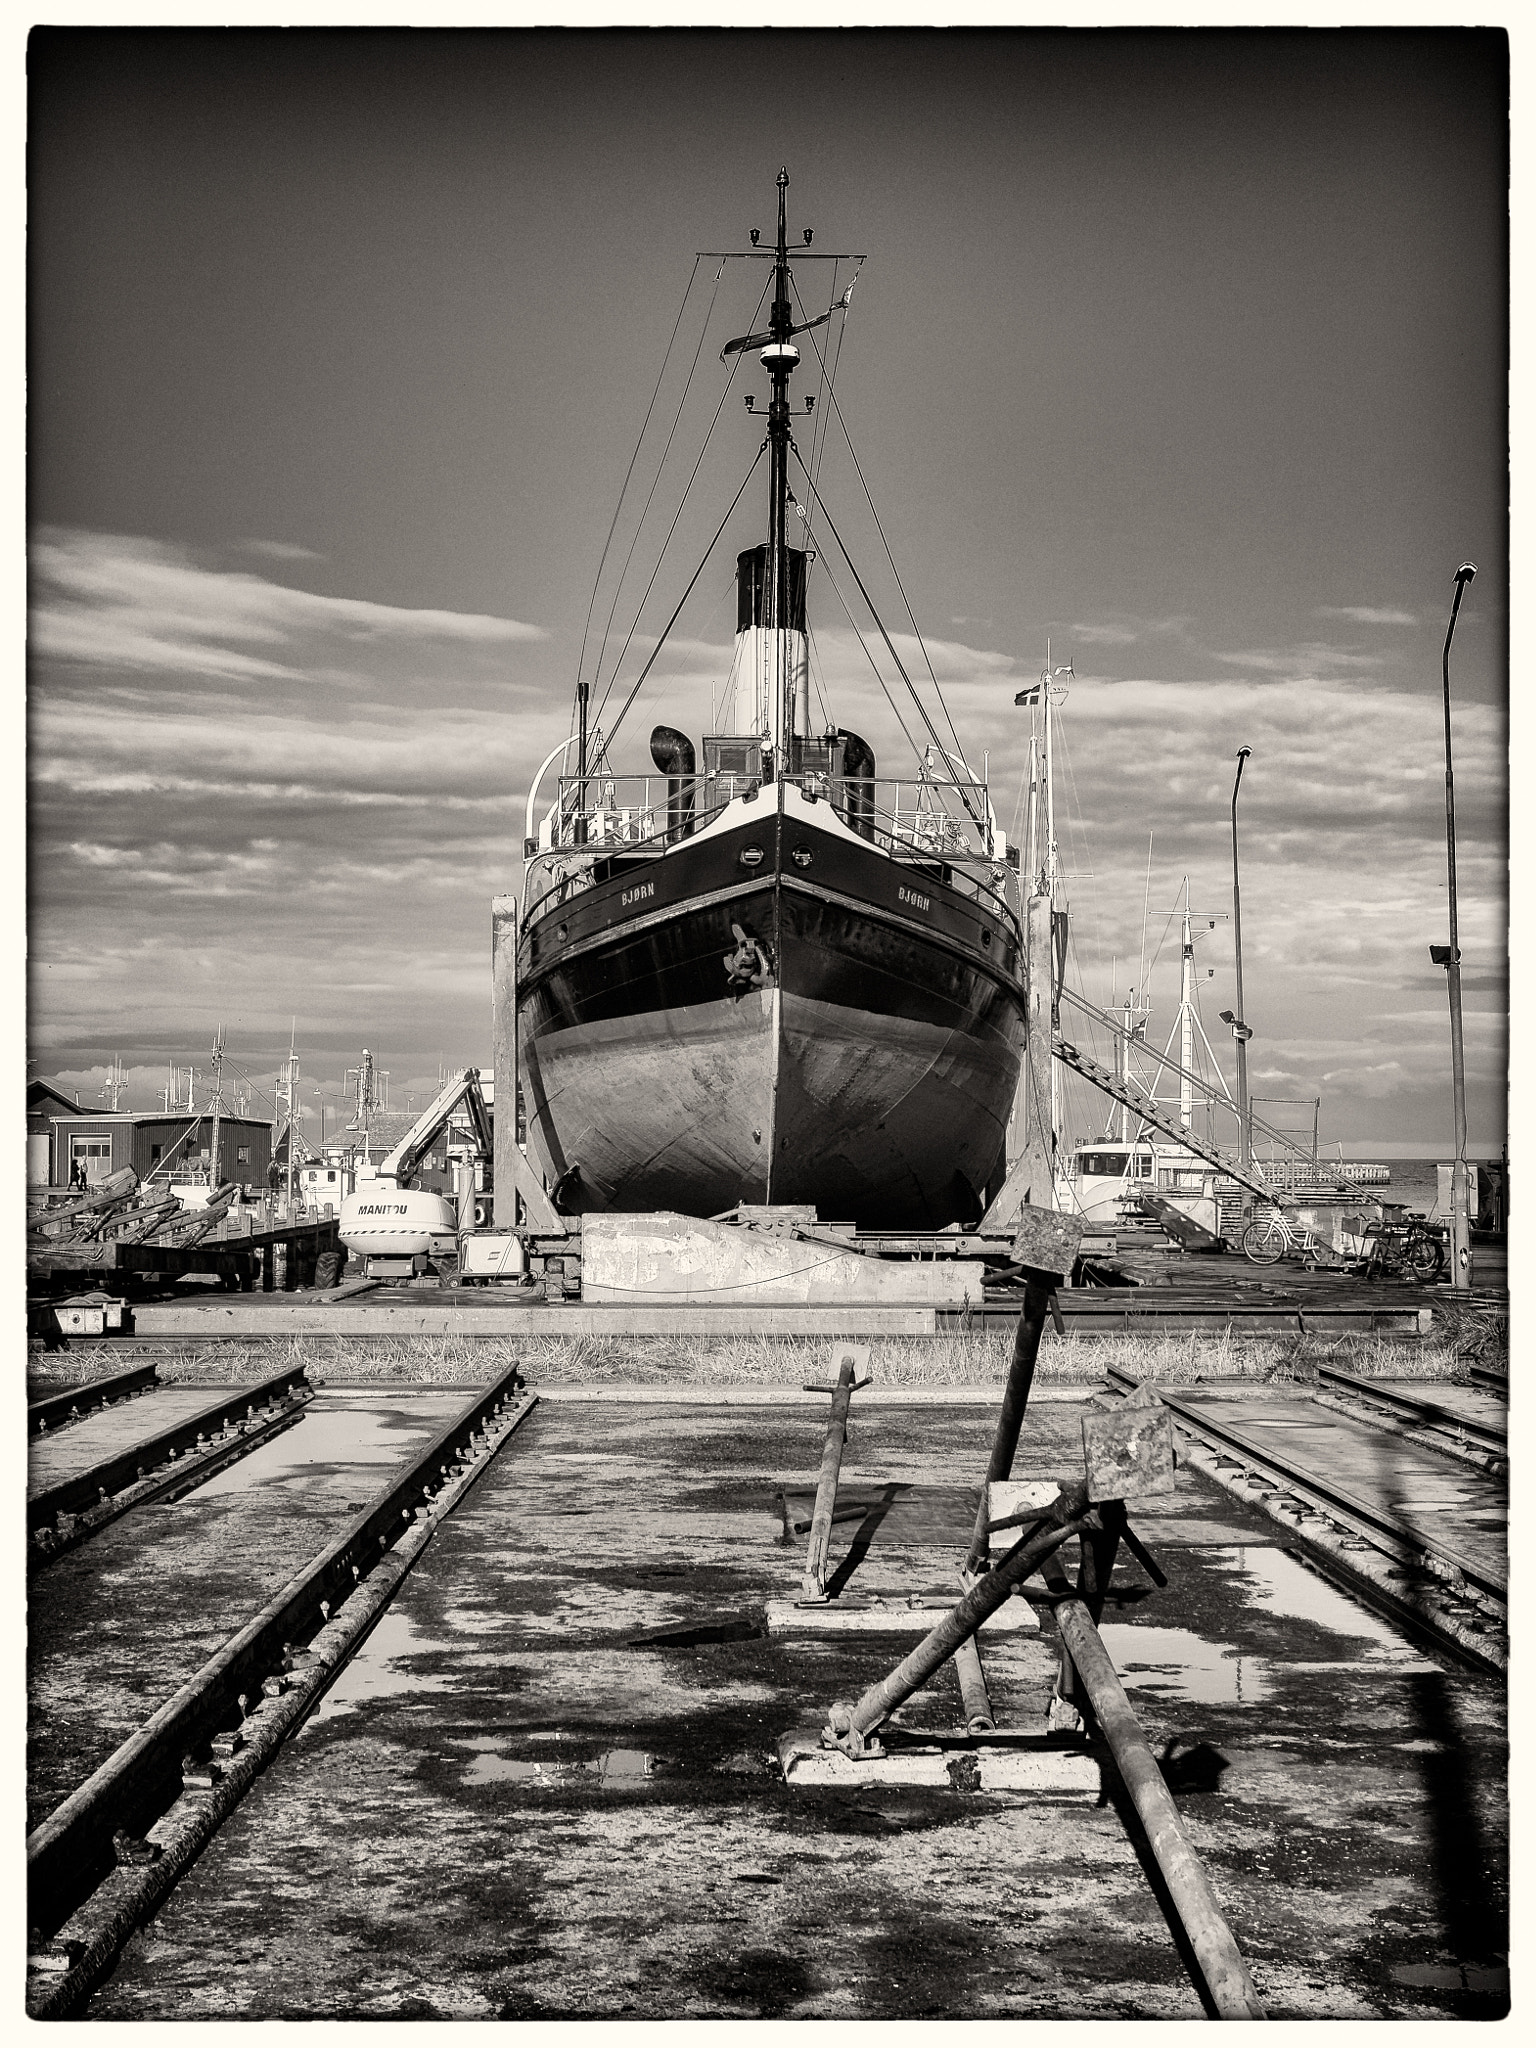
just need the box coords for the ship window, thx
[706,737,761,777]
[236,1146,250,1165]
[1078,1151,1131,1178]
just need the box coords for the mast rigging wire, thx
[790,450,984,830]
[591,276,769,737]
[589,263,747,724]
[595,444,768,764]
[791,276,970,774]
[574,256,706,713]
[801,560,926,766]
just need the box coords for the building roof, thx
[28,1079,84,1116]
[45,1109,272,1129]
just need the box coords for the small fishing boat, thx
[514,172,1027,1228]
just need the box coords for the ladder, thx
[1051,1033,1282,1207]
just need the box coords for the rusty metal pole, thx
[802,1353,858,1597]
[1042,1551,1265,2019]
[965,1274,1053,1573]
[1053,1510,1123,1720]
[826,1504,1092,1754]
[1439,563,1477,1292]
[952,1631,995,1730]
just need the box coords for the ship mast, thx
[762,166,798,775]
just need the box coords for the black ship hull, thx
[517,800,1026,1230]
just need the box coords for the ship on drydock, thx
[513,173,1026,1228]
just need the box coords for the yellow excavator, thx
[338,1068,493,1279]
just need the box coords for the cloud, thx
[30,527,548,691]
[1069,622,1139,646]
[241,539,326,563]
[1213,642,1386,675]
[1318,605,1419,627]
[26,530,1507,1148]
[1067,615,1192,647]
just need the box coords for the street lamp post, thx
[1230,747,1252,1169]
[1436,564,1477,1292]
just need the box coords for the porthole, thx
[980,928,992,947]
[791,846,812,868]
[740,845,765,868]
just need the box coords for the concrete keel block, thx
[765,1596,1039,1634]
[777,1732,1102,1794]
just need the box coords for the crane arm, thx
[376,1069,492,1187]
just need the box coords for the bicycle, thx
[1239,1213,1350,1269]
[1360,1214,1447,1282]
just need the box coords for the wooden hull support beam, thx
[799,1346,870,1600]
[966,1203,1084,1575]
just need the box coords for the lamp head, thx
[1456,562,1477,584]
[1237,745,1251,762]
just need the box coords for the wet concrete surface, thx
[28,1390,464,1831]
[83,1391,1508,2019]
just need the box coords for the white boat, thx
[1056,1137,1224,1239]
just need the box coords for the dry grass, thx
[34,1318,1485,1392]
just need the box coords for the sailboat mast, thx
[1042,641,1059,900]
[1179,883,1195,1130]
[1043,644,1062,1141]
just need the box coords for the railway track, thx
[1103,1367,1506,1671]
[27,1376,1507,2018]
[1312,1362,1506,1466]
[28,1365,534,2016]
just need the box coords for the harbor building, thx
[39,1111,273,1194]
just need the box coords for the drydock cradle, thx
[768,1201,1265,2019]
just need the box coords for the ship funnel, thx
[649,725,696,843]
[737,545,807,633]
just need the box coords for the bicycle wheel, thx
[1241,1218,1288,1265]
[1407,1234,1445,1280]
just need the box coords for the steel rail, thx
[27,1362,530,1940]
[1103,1368,1505,1605]
[29,1365,158,1435]
[27,1368,311,1531]
[1312,1363,1506,1456]
[26,1366,310,1536]
[1467,1363,1508,1395]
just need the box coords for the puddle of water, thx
[1096,1624,1272,1705]
[1097,1547,1443,1702]
[1391,1963,1507,1994]
[189,1395,461,1499]
[1240,1421,1334,1430]
[299,1608,457,1729]
[464,1747,655,1787]
[1208,1546,1438,1663]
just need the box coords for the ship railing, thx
[525,770,1018,928]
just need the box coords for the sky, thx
[26,26,1508,1154]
